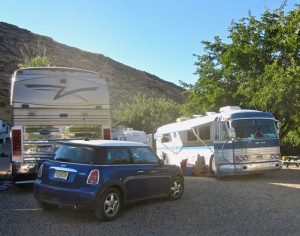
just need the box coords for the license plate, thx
[256,155,263,160]
[54,170,69,180]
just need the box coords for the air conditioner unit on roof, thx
[219,106,241,113]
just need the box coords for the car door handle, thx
[150,171,158,173]
[137,170,144,173]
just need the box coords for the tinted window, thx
[131,147,159,164]
[92,147,107,165]
[232,119,278,139]
[106,147,131,165]
[54,145,95,164]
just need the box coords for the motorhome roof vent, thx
[59,78,67,85]
[206,112,217,116]
[219,106,241,113]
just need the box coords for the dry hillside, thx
[0,22,184,124]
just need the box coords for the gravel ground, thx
[0,167,299,236]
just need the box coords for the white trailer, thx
[10,67,111,183]
[111,128,153,148]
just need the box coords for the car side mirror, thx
[277,121,281,130]
[159,159,164,165]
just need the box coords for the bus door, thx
[212,121,235,172]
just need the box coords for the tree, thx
[114,94,180,134]
[181,2,300,147]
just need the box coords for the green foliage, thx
[18,55,52,68]
[18,41,52,68]
[114,94,180,134]
[182,2,300,148]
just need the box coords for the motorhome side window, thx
[161,134,170,143]
[187,130,197,141]
[198,125,210,140]
[187,125,211,141]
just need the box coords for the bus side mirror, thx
[228,127,236,140]
[277,121,281,130]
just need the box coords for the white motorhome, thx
[111,128,153,147]
[155,106,282,177]
[10,67,111,183]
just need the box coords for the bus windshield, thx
[231,119,278,139]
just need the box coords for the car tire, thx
[94,188,122,221]
[37,200,59,211]
[167,176,184,200]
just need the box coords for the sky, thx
[0,0,298,86]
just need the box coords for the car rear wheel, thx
[168,177,184,200]
[94,188,122,221]
[37,200,59,211]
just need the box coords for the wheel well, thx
[94,183,125,208]
[108,185,125,203]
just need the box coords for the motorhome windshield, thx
[231,119,278,139]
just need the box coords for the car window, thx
[54,145,95,164]
[131,147,159,164]
[107,147,131,164]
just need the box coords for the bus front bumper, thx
[217,161,282,176]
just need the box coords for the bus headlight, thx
[271,154,280,159]
[235,155,249,162]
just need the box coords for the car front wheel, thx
[168,177,184,200]
[94,188,122,221]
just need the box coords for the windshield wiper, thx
[257,130,273,143]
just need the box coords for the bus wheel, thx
[209,156,216,177]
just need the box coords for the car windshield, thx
[54,144,95,164]
[231,119,278,139]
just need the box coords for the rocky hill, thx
[0,22,184,124]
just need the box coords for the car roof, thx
[61,139,148,147]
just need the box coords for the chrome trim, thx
[49,166,77,173]
[218,161,282,173]
[14,180,35,184]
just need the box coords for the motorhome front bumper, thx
[217,161,282,176]
[13,162,39,175]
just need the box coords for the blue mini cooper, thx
[33,140,184,221]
